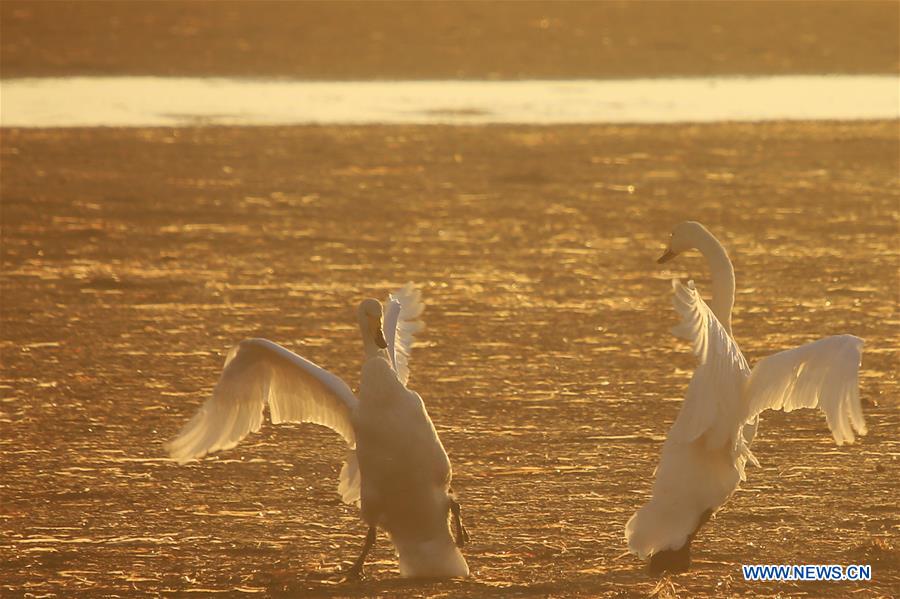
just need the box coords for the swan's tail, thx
[626,497,706,559]
[626,439,741,558]
[393,533,469,578]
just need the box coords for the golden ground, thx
[1,123,898,597]
[2,0,900,596]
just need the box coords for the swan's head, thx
[657,221,709,264]
[357,298,388,349]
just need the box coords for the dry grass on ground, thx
[2,122,898,597]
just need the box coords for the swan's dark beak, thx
[657,248,676,264]
[375,328,388,349]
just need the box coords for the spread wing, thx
[666,279,751,448]
[627,280,754,558]
[744,335,866,445]
[382,283,425,386]
[166,338,358,464]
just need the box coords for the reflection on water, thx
[0,76,897,127]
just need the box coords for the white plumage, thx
[383,283,425,387]
[166,284,469,579]
[166,339,357,462]
[626,222,866,574]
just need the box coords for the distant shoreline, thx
[2,1,897,79]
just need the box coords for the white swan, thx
[166,284,470,579]
[625,221,866,575]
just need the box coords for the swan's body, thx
[355,357,468,577]
[166,284,469,579]
[626,222,866,575]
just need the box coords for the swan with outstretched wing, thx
[625,221,866,575]
[166,284,469,579]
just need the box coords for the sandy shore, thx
[1,122,898,597]
[2,1,898,78]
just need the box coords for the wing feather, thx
[744,335,866,445]
[667,279,750,447]
[382,283,425,386]
[166,338,358,464]
[338,450,362,506]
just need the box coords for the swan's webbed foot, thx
[341,525,376,581]
[449,497,470,548]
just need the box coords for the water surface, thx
[1,76,896,127]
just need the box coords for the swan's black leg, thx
[647,509,712,576]
[343,525,376,580]
[449,497,470,548]
[648,543,691,576]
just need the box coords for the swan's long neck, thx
[695,231,736,335]
[359,322,381,359]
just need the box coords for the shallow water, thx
[1,76,897,127]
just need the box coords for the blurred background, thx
[1,2,898,597]
[2,1,898,78]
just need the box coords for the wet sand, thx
[1,122,898,597]
[2,1,898,78]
